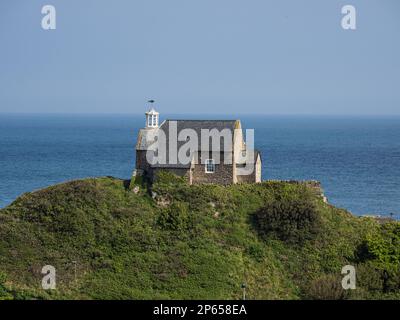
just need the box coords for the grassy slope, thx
[0,176,397,300]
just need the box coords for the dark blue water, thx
[0,114,399,217]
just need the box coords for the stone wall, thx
[236,165,255,183]
[136,150,151,173]
[255,157,262,183]
[190,151,234,185]
[137,149,254,185]
[235,156,261,183]
[192,163,233,185]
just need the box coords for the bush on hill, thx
[253,189,322,244]
[0,175,399,300]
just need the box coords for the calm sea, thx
[0,114,399,218]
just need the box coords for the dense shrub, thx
[151,171,188,200]
[254,194,321,244]
[305,274,346,300]
[363,222,400,268]
[356,222,400,293]
[1,177,399,300]
[0,272,13,300]
[129,175,145,189]
[246,243,265,262]
[153,171,187,188]
[157,201,191,231]
[356,262,385,292]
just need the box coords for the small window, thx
[205,159,215,173]
[148,114,157,127]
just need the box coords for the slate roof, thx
[163,120,237,133]
[137,119,239,151]
[161,119,237,152]
[136,119,259,168]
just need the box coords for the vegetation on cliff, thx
[0,173,399,300]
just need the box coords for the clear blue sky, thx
[0,0,399,114]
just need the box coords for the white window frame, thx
[152,115,158,127]
[205,159,215,173]
[148,114,158,127]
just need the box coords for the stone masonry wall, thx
[192,162,233,185]
[191,151,234,185]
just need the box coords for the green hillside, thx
[0,173,399,300]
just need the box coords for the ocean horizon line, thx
[1,112,400,118]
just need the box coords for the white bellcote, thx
[145,105,159,128]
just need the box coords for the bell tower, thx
[145,100,159,128]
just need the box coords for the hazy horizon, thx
[2,111,400,119]
[1,0,399,115]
